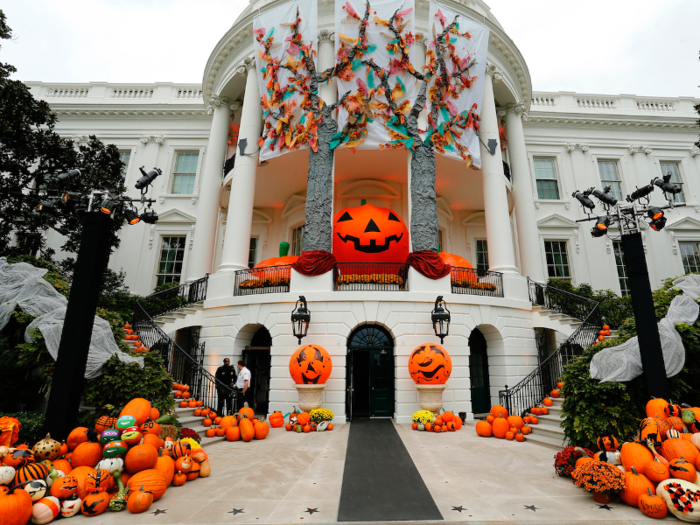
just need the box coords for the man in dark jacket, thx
[215,358,236,416]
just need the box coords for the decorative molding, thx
[485,63,504,82]
[565,143,589,153]
[148,225,156,249]
[573,230,580,253]
[72,135,90,144]
[140,135,165,145]
[189,225,196,250]
[691,146,700,157]
[670,231,677,255]
[644,146,653,155]
[605,239,611,254]
[629,145,653,155]
[337,180,400,201]
[207,95,238,115]
[537,213,580,229]
[628,145,641,155]
[527,115,698,132]
[318,29,335,44]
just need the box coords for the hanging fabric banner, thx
[333,0,416,151]
[425,3,489,169]
[253,0,318,162]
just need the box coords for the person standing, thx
[235,359,253,412]
[215,358,236,416]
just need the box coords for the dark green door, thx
[469,329,491,414]
[347,326,395,419]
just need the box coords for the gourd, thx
[638,488,668,520]
[32,434,61,461]
[619,466,655,507]
[199,460,211,478]
[317,421,329,432]
[657,479,700,523]
[0,466,16,486]
[0,482,33,525]
[108,470,128,512]
[646,440,669,466]
[96,458,124,474]
[31,495,61,524]
[60,495,82,518]
[127,485,153,514]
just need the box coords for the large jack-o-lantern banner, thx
[333,203,409,263]
[290,344,333,384]
[409,343,452,384]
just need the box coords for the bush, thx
[0,411,46,446]
[546,278,633,329]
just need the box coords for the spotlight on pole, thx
[125,208,141,225]
[37,200,57,211]
[139,209,159,224]
[591,216,611,238]
[654,174,681,197]
[648,207,667,231]
[56,169,81,183]
[626,183,655,203]
[572,190,595,210]
[135,167,162,190]
[591,186,617,207]
[99,196,118,215]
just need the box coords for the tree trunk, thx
[409,141,439,252]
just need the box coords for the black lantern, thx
[291,296,311,344]
[431,295,451,344]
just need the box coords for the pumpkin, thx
[205,427,216,438]
[98,429,121,445]
[490,405,508,419]
[51,460,71,475]
[108,470,128,512]
[333,203,409,263]
[442,411,454,423]
[668,429,682,440]
[199,460,211,478]
[200,408,211,417]
[120,399,152,427]
[24,479,48,501]
[438,252,473,273]
[60,495,82,517]
[179,401,188,408]
[0,482,33,525]
[486,414,495,424]
[80,490,111,516]
[254,422,270,440]
[507,416,524,430]
[621,442,653,473]
[32,434,61,461]
[529,416,539,425]
[515,431,525,442]
[174,456,193,474]
[186,462,200,481]
[408,343,452,384]
[0,467,14,486]
[294,410,309,425]
[662,438,699,463]
[142,420,161,436]
[172,472,186,487]
[665,402,683,419]
[492,415,509,439]
[50,475,78,499]
[239,418,255,442]
[127,485,153,514]
[70,442,102,469]
[3,449,34,469]
[521,425,532,436]
[505,431,515,441]
[597,432,619,452]
[620,466,655,507]
[595,449,622,465]
[103,440,128,458]
[13,463,48,485]
[127,469,167,501]
[640,418,663,449]
[125,444,158,474]
[96,457,124,474]
[667,416,686,433]
[645,457,671,484]
[646,397,669,419]
[289,344,333,385]
[638,487,668,519]
[219,416,236,430]
[31,496,60,524]
[454,417,462,431]
[94,416,116,433]
[142,434,161,450]
[669,457,698,483]
[475,421,492,437]
[171,442,191,459]
[70,466,95,500]
[120,427,142,447]
[85,469,114,494]
[268,412,285,428]
[542,398,553,407]
[154,453,174,486]
[550,389,560,398]
[149,408,160,421]
[657,479,700,522]
[115,415,137,431]
[215,427,226,437]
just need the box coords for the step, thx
[178,416,202,426]
[525,431,567,450]
[199,435,226,448]
[536,415,564,429]
[531,424,565,440]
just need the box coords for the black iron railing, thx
[499,280,601,416]
[140,275,209,319]
[234,266,291,296]
[451,267,503,297]
[333,263,409,291]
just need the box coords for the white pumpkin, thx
[60,496,82,518]
[31,496,61,524]
[417,423,425,431]
[657,478,700,523]
[96,458,124,473]
[0,445,10,458]
[0,465,15,485]
[164,440,174,451]
[597,450,622,465]
[316,421,328,432]
[691,433,700,450]
[46,469,65,487]
[25,479,49,501]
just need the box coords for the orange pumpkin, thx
[0,483,33,525]
[142,420,161,436]
[254,422,270,440]
[668,457,697,482]
[154,453,175,486]
[172,472,186,486]
[127,485,153,514]
[50,475,78,499]
[127,469,167,501]
[333,203,409,263]
[71,442,102,468]
[81,491,111,516]
[239,418,255,442]
[408,343,452,384]
[521,425,532,435]
[645,457,671,483]
[94,416,116,433]
[120,398,152,427]
[490,405,508,419]
[646,397,668,419]
[492,415,509,439]
[125,444,158,474]
[142,434,161,450]
[507,416,524,430]
[621,442,653,473]
[620,467,655,507]
[149,408,160,421]
[66,427,89,451]
[186,462,200,481]
[226,427,241,442]
[205,428,216,438]
[438,253,475,280]
[543,398,553,407]
[238,407,255,420]
[251,255,299,277]
[661,438,699,463]
[174,456,193,474]
[71,466,96,500]
[203,418,212,427]
[638,487,667,519]
[289,344,333,385]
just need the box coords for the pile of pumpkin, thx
[593,324,613,346]
[475,405,534,442]
[202,407,270,442]
[282,408,335,433]
[122,323,149,353]
[173,383,199,403]
[529,382,563,416]
[560,397,700,521]
[0,397,212,524]
[411,409,464,433]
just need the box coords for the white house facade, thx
[28,0,700,424]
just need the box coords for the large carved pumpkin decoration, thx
[333,203,409,263]
[438,252,473,269]
[289,345,332,385]
[408,343,452,384]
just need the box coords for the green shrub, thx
[546,278,633,329]
[0,411,46,446]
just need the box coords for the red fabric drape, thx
[406,250,451,279]
[292,250,337,276]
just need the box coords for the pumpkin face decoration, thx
[408,343,452,384]
[289,345,332,385]
[333,204,409,263]
[657,479,700,521]
[99,429,121,445]
[50,476,78,499]
[597,432,619,452]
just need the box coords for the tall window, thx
[533,158,560,200]
[248,238,259,269]
[598,160,623,202]
[476,240,489,275]
[291,225,304,256]
[544,240,571,280]
[613,241,630,296]
[659,161,685,203]
[119,150,131,176]
[156,236,186,286]
[171,152,199,194]
[680,242,700,274]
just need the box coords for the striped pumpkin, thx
[14,462,49,485]
[171,441,191,459]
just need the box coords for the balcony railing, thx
[234,265,291,296]
[334,263,409,291]
[451,267,503,297]
[139,275,208,319]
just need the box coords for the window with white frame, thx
[119,150,131,176]
[659,161,685,203]
[613,241,630,296]
[476,240,489,275]
[291,225,304,256]
[597,160,623,202]
[248,238,259,269]
[156,236,186,287]
[544,240,571,280]
[171,152,199,195]
[533,157,560,200]
[680,242,700,274]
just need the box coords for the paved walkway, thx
[72,421,674,524]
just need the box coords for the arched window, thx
[348,325,393,349]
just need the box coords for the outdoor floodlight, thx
[37,200,57,211]
[648,207,667,231]
[125,208,141,225]
[654,174,681,196]
[592,187,617,207]
[139,209,159,224]
[591,216,611,238]
[135,167,163,190]
[56,169,81,183]
[572,190,595,210]
[626,183,655,203]
[99,196,118,215]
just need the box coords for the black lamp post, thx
[291,296,311,344]
[431,295,451,344]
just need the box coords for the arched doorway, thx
[469,328,490,415]
[347,325,394,419]
[242,326,271,415]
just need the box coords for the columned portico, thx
[480,67,518,274]
[504,103,546,282]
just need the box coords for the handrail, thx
[528,279,598,322]
[139,275,209,319]
[499,280,601,416]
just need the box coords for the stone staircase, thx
[532,304,583,338]
[173,391,227,448]
[527,398,566,450]
[154,303,204,335]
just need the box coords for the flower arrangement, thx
[412,410,435,425]
[179,427,201,444]
[554,446,595,477]
[239,276,290,289]
[336,274,404,286]
[451,278,497,292]
[572,460,626,496]
[180,437,202,450]
[310,408,334,423]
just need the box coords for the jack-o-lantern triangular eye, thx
[388,212,401,222]
[338,211,353,222]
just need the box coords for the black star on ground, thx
[228,508,245,516]
[151,509,167,516]
[305,508,319,515]
[523,505,541,512]
[597,504,613,511]
[452,506,466,513]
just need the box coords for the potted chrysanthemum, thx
[572,460,626,504]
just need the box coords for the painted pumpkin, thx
[333,203,409,263]
[620,466,655,507]
[94,416,117,433]
[80,491,111,516]
[669,457,698,483]
[24,479,48,501]
[3,449,34,469]
[50,475,78,499]
[639,487,668,519]
[32,496,61,524]
[99,429,121,445]
[32,434,61,461]
[408,343,452,384]
[597,432,619,452]
[13,463,48,485]
[60,495,82,518]
[115,415,137,430]
[103,440,128,458]
[289,344,332,385]
[657,479,700,522]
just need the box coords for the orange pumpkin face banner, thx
[290,344,333,384]
[408,343,452,384]
[333,203,409,263]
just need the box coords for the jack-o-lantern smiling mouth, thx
[415,365,446,380]
[336,232,404,254]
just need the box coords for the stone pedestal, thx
[294,384,326,412]
[415,384,447,414]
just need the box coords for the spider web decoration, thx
[253,1,319,161]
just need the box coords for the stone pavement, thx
[68,421,675,524]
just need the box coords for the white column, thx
[480,67,518,274]
[219,63,263,272]
[186,96,237,281]
[318,29,337,107]
[505,104,546,282]
[692,146,700,183]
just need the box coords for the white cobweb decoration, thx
[590,275,700,383]
[0,257,143,378]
